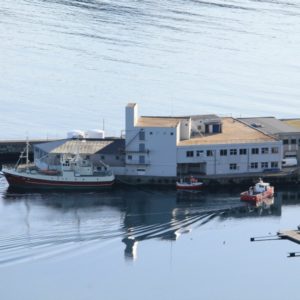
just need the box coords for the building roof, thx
[178,118,277,146]
[135,114,222,128]
[136,116,184,128]
[281,119,300,130]
[190,114,221,122]
[96,139,125,154]
[238,117,300,134]
[35,139,125,155]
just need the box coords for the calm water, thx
[1,1,300,299]
[0,0,300,139]
[1,175,300,300]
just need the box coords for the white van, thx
[282,158,298,167]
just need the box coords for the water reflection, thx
[0,186,290,264]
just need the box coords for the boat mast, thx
[26,136,29,166]
[14,137,30,170]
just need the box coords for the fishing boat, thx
[176,176,203,190]
[2,140,115,190]
[240,178,274,202]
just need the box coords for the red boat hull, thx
[3,172,114,190]
[240,186,274,202]
[176,183,203,190]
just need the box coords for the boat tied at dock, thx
[176,176,203,190]
[2,140,115,189]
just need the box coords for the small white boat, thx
[176,176,203,190]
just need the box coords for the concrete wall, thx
[179,119,191,140]
[125,103,178,177]
[125,104,138,130]
[277,133,300,161]
[125,126,178,177]
[177,141,283,175]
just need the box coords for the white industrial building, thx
[124,103,283,178]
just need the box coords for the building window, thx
[170,132,174,135]
[186,151,194,157]
[250,162,258,169]
[149,131,153,135]
[139,143,145,152]
[220,149,227,156]
[230,149,237,155]
[116,156,119,160]
[196,150,204,157]
[298,139,300,146]
[101,155,105,160]
[283,139,288,145]
[128,155,132,160]
[206,150,213,157]
[291,139,296,145]
[271,161,278,168]
[239,149,247,155]
[139,130,145,140]
[139,155,145,164]
[251,148,259,155]
[230,163,237,170]
[271,147,279,154]
[261,162,268,169]
[261,147,269,154]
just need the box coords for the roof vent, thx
[251,123,263,128]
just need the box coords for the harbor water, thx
[1,0,300,299]
[1,176,300,299]
[0,0,300,139]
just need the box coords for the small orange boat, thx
[240,178,274,202]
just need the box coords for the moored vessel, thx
[2,140,115,190]
[240,178,274,203]
[176,176,203,190]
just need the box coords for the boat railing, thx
[93,170,113,176]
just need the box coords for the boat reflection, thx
[0,186,287,261]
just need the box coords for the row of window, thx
[128,155,145,164]
[186,147,279,158]
[283,139,300,145]
[229,162,279,170]
[101,155,121,160]
[139,131,174,140]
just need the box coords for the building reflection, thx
[1,186,293,261]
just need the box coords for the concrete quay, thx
[116,168,300,187]
[0,139,58,167]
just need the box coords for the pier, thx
[251,229,300,244]
[0,139,57,167]
[278,230,300,244]
[251,229,300,257]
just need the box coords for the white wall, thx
[126,104,138,130]
[125,126,178,176]
[179,118,191,140]
[177,141,283,175]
